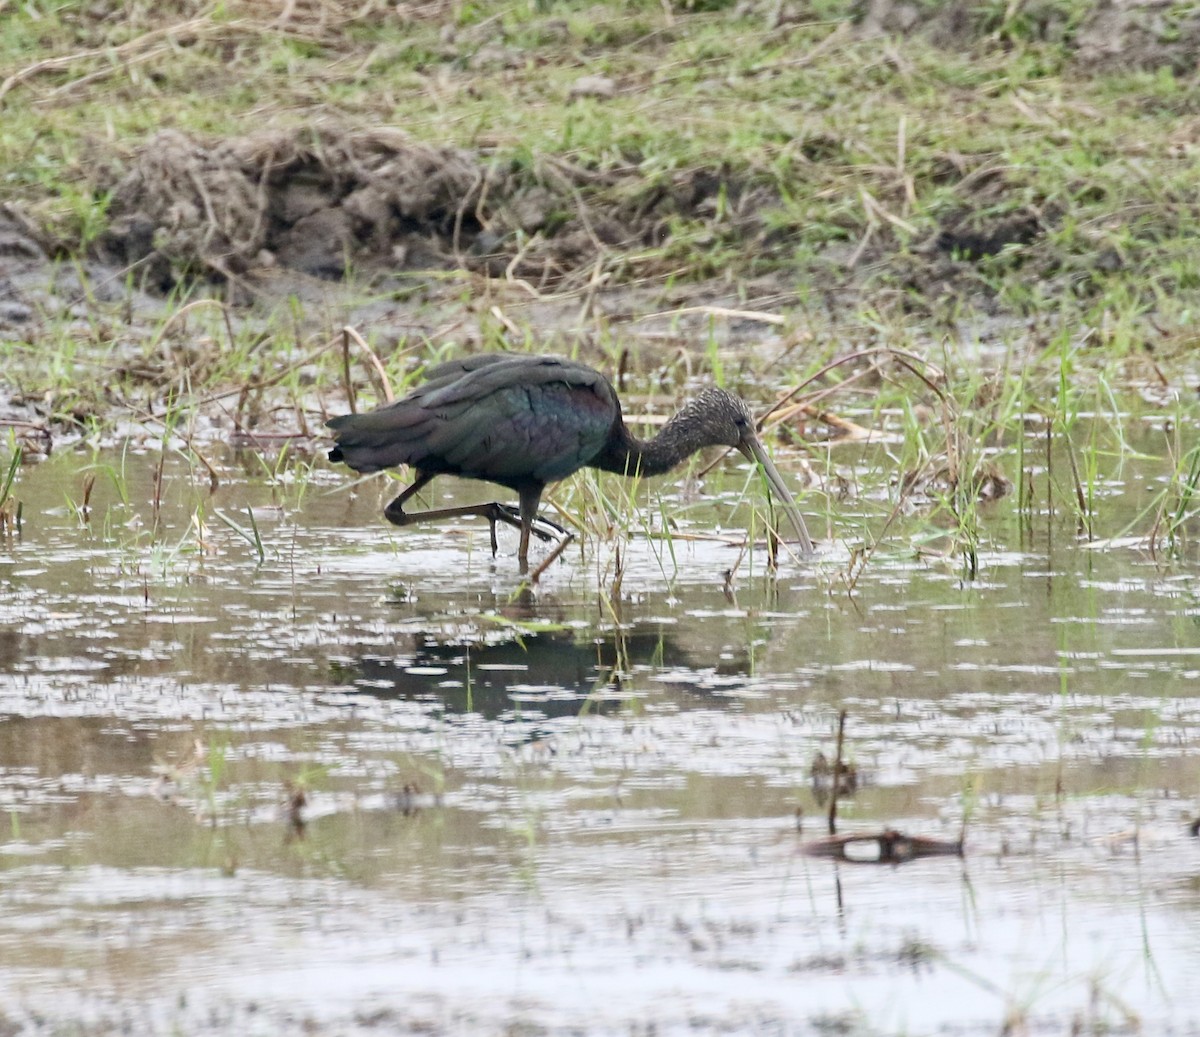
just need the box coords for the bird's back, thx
[327,354,620,489]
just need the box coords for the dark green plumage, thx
[328,353,812,572]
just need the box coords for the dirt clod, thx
[98,126,487,287]
[96,124,661,293]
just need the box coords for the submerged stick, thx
[801,829,963,864]
[828,709,847,835]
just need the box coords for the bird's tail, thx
[326,410,426,474]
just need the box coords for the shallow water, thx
[1,425,1198,1036]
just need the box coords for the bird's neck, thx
[593,406,712,478]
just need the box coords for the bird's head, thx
[682,387,814,553]
[684,387,759,450]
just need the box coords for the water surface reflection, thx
[0,442,1197,1035]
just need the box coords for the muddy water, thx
[0,428,1198,1036]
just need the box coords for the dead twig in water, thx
[527,532,575,585]
[828,709,847,835]
[1063,427,1091,539]
[801,829,963,864]
[768,401,875,442]
[341,328,358,415]
[80,472,95,521]
[697,346,947,481]
[0,419,53,454]
[344,325,396,403]
[764,347,948,424]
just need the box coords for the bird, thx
[326,353,813,573]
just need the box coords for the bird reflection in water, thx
[340,617,759,726]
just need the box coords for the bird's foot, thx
[479,502,553,557]
[492,504,566,543]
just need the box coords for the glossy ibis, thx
[327,353,813,572]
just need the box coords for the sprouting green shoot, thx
[0,448,20,509]
[213,506,266,564]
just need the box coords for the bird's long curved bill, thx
[739,436,814,556]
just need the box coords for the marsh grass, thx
[199,739,231,826]
[0,446,21,536]
[213,505,267,564]
[19,294,1188,590]
[9,1,1200,332]
[1147,441,1200,558]
[819,316,1191,577]
[555,444,802,589]
[3,3,1200,583]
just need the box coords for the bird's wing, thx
[325,354,524,470]
[327,355,618,484]
[421,357,617,482]
[415,353,511,390]
[416,355,597,406]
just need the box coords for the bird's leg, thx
[382,471,435,524]
[516,486,542,574]
[387,501,528,556]
[383,474,529,558]
[517,485,574,581]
